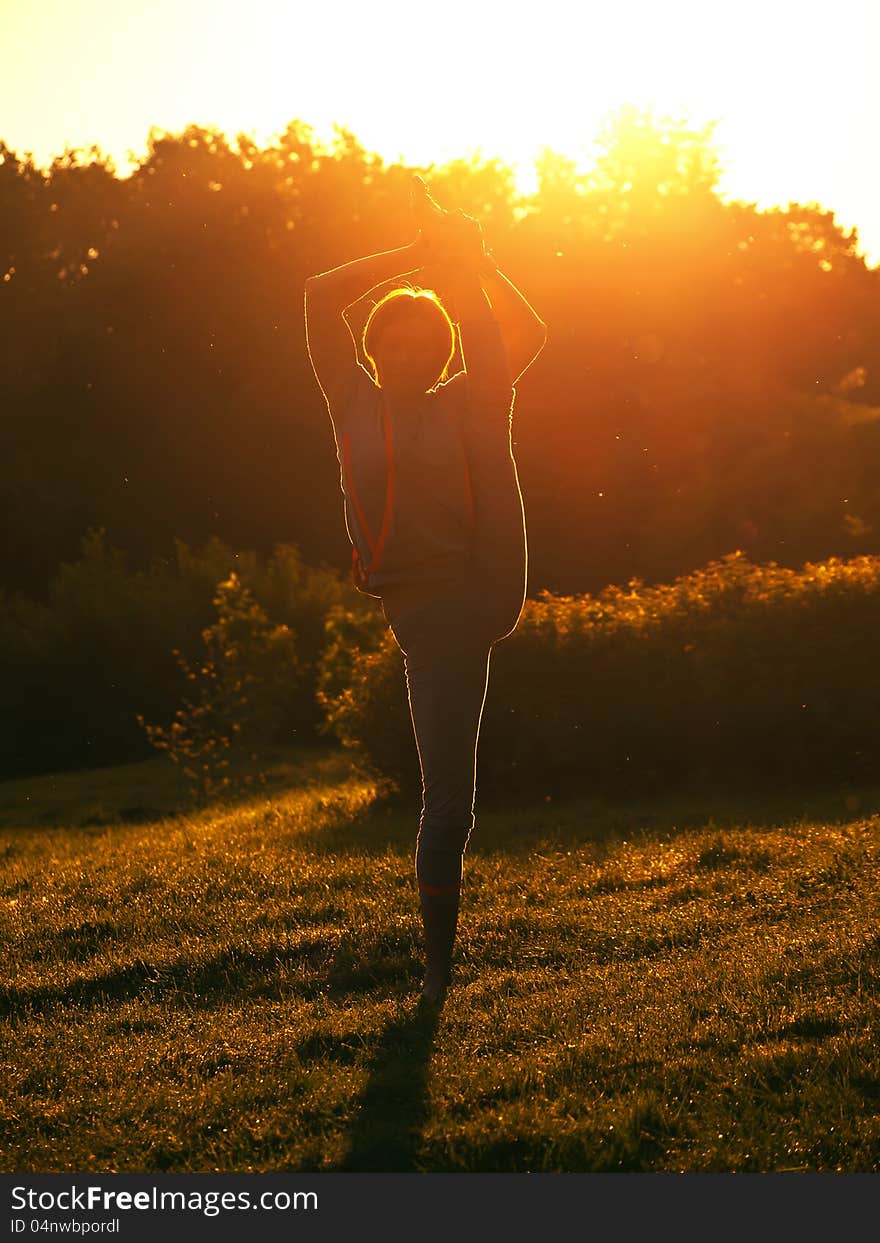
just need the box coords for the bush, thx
[0,527,375,779]
[137,572,300,804]
[316,603,414,792]
[316,552,880,799]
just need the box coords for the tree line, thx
[2,107,878,601]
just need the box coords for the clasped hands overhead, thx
[410,175,496,301]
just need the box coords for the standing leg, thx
[398,614,494,1003]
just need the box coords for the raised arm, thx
[304,239,427,408]
[411,187,546,388]
[414,206,544,411]
[478,259,547,384]
[429,265,516,417]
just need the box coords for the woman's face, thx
[374,315,446,398]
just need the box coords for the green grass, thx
[2,748,879,1173]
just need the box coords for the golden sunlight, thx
[1,0,877,258]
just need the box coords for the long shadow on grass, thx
[2,932,422,1020]
[0,942,324,1019]
[336,1002,441,1171]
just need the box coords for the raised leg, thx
[462,412,528,642]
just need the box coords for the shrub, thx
[316,552,880,799]
[0,527,374,779]
[136,572,300,804]
[315,603,412,792]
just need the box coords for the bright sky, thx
[3,0,878,263]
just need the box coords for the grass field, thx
[2,747,879,1173]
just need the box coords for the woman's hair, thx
[363,288,456,385]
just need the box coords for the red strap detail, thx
[343,390,474,581]
[342,393,396,578]
[417,881,461,896]
[350,544,366,589]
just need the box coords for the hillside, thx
[2,749,878,1172]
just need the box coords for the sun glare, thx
[1,0,877,258]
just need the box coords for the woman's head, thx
[363,288,455,398]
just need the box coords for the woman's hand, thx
[411,175,486,273]
[443,210,485,272]
[411,175,445,249]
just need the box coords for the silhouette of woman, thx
[304,177,546,1005]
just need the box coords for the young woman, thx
[304,179,547,1006]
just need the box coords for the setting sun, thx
[2,0,878,260]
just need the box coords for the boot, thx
[417,885,461,1005]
